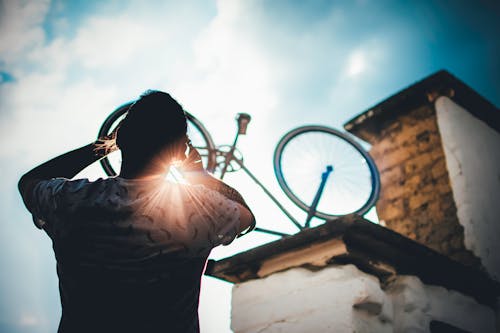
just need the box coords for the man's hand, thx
[94,120,122,157]
[179,141,256,235]
[181,141,205,173]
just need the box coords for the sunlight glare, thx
[166,165,188,184]
[346,51,366,77]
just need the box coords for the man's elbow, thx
[237,204,255,235]
[18,174,37,208]
[18,174,29,197]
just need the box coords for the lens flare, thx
[165,161,189,184]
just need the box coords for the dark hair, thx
[116,90,187,159]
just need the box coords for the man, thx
[18,91,255,332]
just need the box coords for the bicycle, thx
[98,102,380,236]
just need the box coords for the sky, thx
[1,0,499,332]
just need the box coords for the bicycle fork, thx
[305,165,333,228]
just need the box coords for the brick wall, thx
[369,104,480,267]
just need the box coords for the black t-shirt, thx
[27,176,241,333]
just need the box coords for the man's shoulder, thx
[56,177,114,195]
[36,177,120,206]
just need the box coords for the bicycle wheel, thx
[98,102,217,176]
[274,125,380,219]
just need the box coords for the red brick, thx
[404,173,421,189]
[430,147,445,162]
[377,147,412,171]
[380,166,403,186]
[369,137,397,160]
[439,192,456,211]
[377,198,405,220]
[398,107,434,128]
[431,158,448,179]
[380,120,402,138]
[386,218,414,238]
[417,132,442,153]
[380,183,405,201]
[393,117,438,147]
[426,200,441,217]
[434,177,452,195]
[408,192,431,210]
[403,153,434,175]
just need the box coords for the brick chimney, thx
[344,70,500,279]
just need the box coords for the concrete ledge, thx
[204,215,500,308]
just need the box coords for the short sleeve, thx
[201,187,241,246]
[29,178,89,229]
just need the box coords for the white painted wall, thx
[231,265,496,332]
[386,275,495,332]
[231,265,392,333]
[435,96,500,281]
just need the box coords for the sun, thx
[346,51,366,77]
[165,164,189,184]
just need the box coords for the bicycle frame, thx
[215,113,303,236]
[231,157,303,233]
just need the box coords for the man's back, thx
[29,176,241,332]
[57,255,206,332]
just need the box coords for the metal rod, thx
[219,133,240,180]
[305,165,333,228]
[254,227,290,237]
[234,158,304,231]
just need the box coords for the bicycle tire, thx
[274,125,380,219]
[98,102,217,176]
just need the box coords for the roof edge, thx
[343,70,500,142]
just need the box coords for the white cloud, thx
[0,0,50,64]
[175,0,279,136]
[328,38,388,119]
[342,40,386,80]
[71,16,164,69]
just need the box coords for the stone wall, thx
[368,104,479,266]
[231,265,496,333]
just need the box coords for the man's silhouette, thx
[18,91,254,333]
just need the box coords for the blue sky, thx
[1,1,499,332]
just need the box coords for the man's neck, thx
[119,161,170,180]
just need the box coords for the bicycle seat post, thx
[219,113,252,179]
[237,113,251,135]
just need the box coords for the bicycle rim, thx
[98,102,217,176]
[274,125,380,219]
